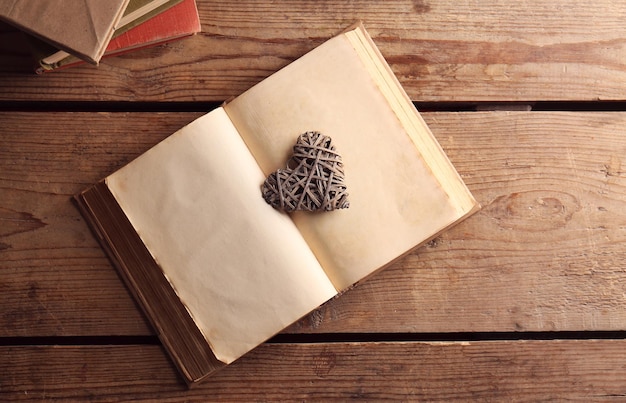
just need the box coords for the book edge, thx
[91,0,133,63]
[344,24,480,216]
[73,182,225,386]
[117,0,185,33]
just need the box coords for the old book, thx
[75,23,480,386]
[35,0,199,73]
[35,0,188,72]
[0,0,130,64]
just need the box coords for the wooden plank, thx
[2,340,626,400]
[0,112,204,336]
[293,111,626,334]
[1,0,626,102]
[2,111,626,336]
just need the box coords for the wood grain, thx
[0,112,204,337]
[1,0,626,102]
[2,340,626,400]
[293,111,626,334]
[2,3,623,399]
[2,111,626,337]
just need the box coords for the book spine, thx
[74,182,224,385]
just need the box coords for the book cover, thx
[36,0,200,73]
[0,0,130,64]
[75,23,480,386]
[116,0,185,34]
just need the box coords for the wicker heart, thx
[262,131,349,212]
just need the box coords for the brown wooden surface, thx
[2,111,626,337]
[2,0,626,102]
[2,0,626,400]
[3,341,626,401]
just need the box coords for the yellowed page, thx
[225,31,468,291]
[344,26,478,214]
[106,107,337,364]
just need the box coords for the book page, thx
[106,107,337,364]
[225,29,475,291]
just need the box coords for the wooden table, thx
[3,1,626,400]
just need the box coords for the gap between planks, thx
[3,331,626,347]
[2,100,626,112]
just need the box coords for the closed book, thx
[36,0,200,73]
[0,0,130,64]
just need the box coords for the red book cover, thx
[106,0,200,56]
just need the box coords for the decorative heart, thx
[261,131,349,212]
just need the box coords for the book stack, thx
[0,0,200,73]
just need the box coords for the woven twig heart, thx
[262,131,349,212]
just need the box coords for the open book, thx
[75,23,479,385]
